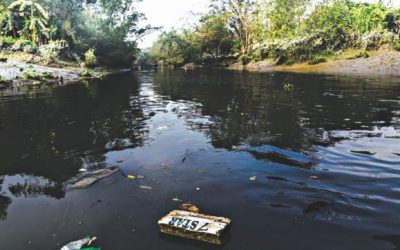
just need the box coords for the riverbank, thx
[0,51,133,90]
[227,51,400,76]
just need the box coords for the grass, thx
[308,57,327,65]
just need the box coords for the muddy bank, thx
[0,60,81,82]
[228,51,400,76]
[0,59,130,89]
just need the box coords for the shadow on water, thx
[0,69,399,249]
[0,73,150,218]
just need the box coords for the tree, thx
[150,30,193,66]
[193,14,235,58]
[8,0,49,45]
[210,0,258,55]
[267,0,310,39]
[0,2,17,37]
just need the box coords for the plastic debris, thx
[61,236,96,250]
[158,210,231,245]
[180,203,200,213]
[127,175,136,180]
[157,125,169,130]
[309,175,320,181]
[351,150,376,156]
[68,167,120,189]
[249,176,256,181]
[79,168,87,172]
[140,185,152,190]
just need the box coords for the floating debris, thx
[240,145,314,169]
[249,176,257,181]
[68,167,120,189]
[309,175,320,181]
[180,203,200,213]
[351,150,376,156]
[172,198,182,202]
[127,175,136,180]
[158,210,231,245]
[61,236,97,250]
[140,185,152,190]
[157,125,169,130]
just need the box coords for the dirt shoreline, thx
[0,58,131,90]
[227,51,400,77]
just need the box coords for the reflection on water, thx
[0,70,399,249]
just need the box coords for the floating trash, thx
[61,236,97,250]
[179,203,200,213]
[309,175,320,181]
[351,150,376,156]
[158,210,231,245]
[68,167,120,189]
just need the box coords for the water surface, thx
[0,70,399,249]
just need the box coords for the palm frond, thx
[34,3,48,19]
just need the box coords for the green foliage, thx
[151,0,400,66]
[41,71,56,79]
[11,38,35,52]
[0,36,16,47]
[361,29,396,50]
[84,48,97,68]
[150,31,194,66]
[0,0,154,67]
[346,51,370,59]
[308,57,327,65]
[80,68,92,77]
[0,75,12,85]
[239,54,252,65]
[192,14,235,58]
[39,39,67,63]
[268,0,310,39]
[8,0,49,45]
[393,41,400,51]
[23,65,39,80]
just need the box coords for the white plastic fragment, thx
[60,236,96,250]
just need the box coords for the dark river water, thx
[0,70,399,250]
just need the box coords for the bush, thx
[346,51,370,59]
[10,39,34,52]
[239,54,252,65]
[0,75,12,85]
[84,48,98,68]
[259,31,336,63]
[80,68,92,77]
[39,40,68,63]
[393,42,400,51]
[308,57,327,65]
[361,30,396,50]
[23,65,40,80]
[0,36,17,48]
[23,44,37,54]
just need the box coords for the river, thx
[0,70,399,249]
